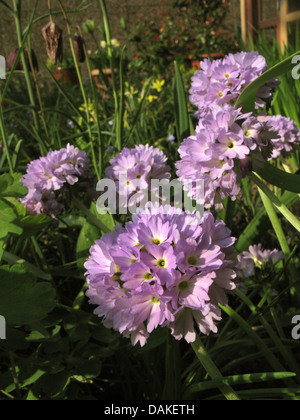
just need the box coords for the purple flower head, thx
[176,105,254,210]
[264,115,300,159]
[237,243,284,278]
[175,101,284,211]
[190,51,279,117]
[105,144,171,209]
[85,204,237,346]
[20,144,92,217]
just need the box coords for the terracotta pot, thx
[52,67,78,85]
[187,53,225,70]
[190,60,201,70]
[201,53,225,59]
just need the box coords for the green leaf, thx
[0,198,23,239]
[0,239,5,261]
[258,162,300,194]
[173,61,191,142]
[236,190,299,252]
[220,304,288,373]
[72,359,102,379]
[2,251,53,281]
[0,265,56,325]
[0,173,27,198]
[17,213,52,236]
[252,173,300,234]
[186,372,296,395]
[72,196,115,235]
[236,50,300,111]
[76,221,101,268]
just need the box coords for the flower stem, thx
[0,90,14,175]
[191,335,241,400]
[99,0,121,151]
[57,0,100,180]
[12,0,46,154]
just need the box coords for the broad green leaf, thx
[76,221,100,269]
[72,196,115,234]
[0,328,29,351]
[0,265,56,325]
[2,251,52,281]
[258,162,300,193]
[0,173,27,198]
[36,372,70,397]
[0,198,23,239]
[75,196,115,267]
[17,213,52,236]
[90,201,116,234]
[72,359,102,379]
[236,50,300,111]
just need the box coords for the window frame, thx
[241,0,300,50]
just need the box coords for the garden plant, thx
[0,0,300,402]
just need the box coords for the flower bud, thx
[7,48,39,73]
[42,22,63,65]
[120,17,126,31]
[72,35,85,63]
[82,19,95,35]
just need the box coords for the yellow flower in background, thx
[78,99,97,126]
[111,38,120,48]
[147,94,158,103]
[151,79,165,93]
[100,40,107,49]
[125,82,138,97]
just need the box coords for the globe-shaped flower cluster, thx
[189,51,279,117]
[20,144,91,217]
[237,243,284,278]
[176,51,300,211]
[265,115,300,159]
[175,104,277,211]
[84,204,237,346]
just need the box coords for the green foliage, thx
[0,0,300,402]
[0,265,56,325]
[128,0,238,75]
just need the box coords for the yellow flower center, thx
[187,256,198,265]
[157,259,166,268]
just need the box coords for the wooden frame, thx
[241,0,300,50]
[280,0,300,50]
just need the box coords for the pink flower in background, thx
[20,144,92,217]
[190,51,279,117]
[237,244,284,278]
